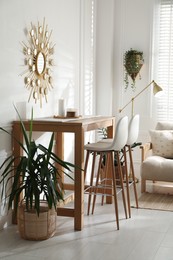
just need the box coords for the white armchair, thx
[140,122,173,193]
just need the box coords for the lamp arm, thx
[119,98,133,113]
[119,80,154,113]
[132,80,154,102]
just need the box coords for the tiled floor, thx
[1,182,173,260]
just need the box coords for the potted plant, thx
[124,48,144,91]
[0,107,77,240]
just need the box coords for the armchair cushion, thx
[141,155,173,182]
[149,130,173,158]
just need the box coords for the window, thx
[80,0,96,116]
[152,0,173,121]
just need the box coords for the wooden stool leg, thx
[111,152,119,230]
[84,150,90,182]
[116,151,127,219]
[101,153,109,206]
[87,151,96,215]
[92,152,104,214]
[128,146,138,208]
[123,147,131,218]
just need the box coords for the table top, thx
[13,115,115,126]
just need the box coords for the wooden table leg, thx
[55,132,64,187]
[74,126,84,231]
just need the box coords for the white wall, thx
[95,0,115,116]
[0,0,82,123]
[96,0,156,121]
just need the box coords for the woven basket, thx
[17,201,57,240]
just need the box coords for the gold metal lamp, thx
[119,80,163,183]
[119,80,163,115]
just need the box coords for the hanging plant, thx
[124,48,144,91]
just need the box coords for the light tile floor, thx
[1,182,173,260]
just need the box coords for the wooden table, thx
[12,116,115,231]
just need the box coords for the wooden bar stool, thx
[98,114,140,218]
[84,116,128,230]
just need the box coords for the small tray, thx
[54,115,82,119]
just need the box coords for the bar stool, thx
[84,116,128,230]
[96,114,140,218]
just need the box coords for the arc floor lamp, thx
[119,80,163,183]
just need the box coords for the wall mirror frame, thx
[21,18,55,107]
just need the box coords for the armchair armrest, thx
[140,142,152,162]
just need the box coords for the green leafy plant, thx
[0,107,77,216]
[124,48,144,91]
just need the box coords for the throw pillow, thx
[156,121,173,130]
[149,130,173,158]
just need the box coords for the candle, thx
[58,99,65,116]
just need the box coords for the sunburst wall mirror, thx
[20,18,55,107]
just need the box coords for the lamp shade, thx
[153,82,163,96]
